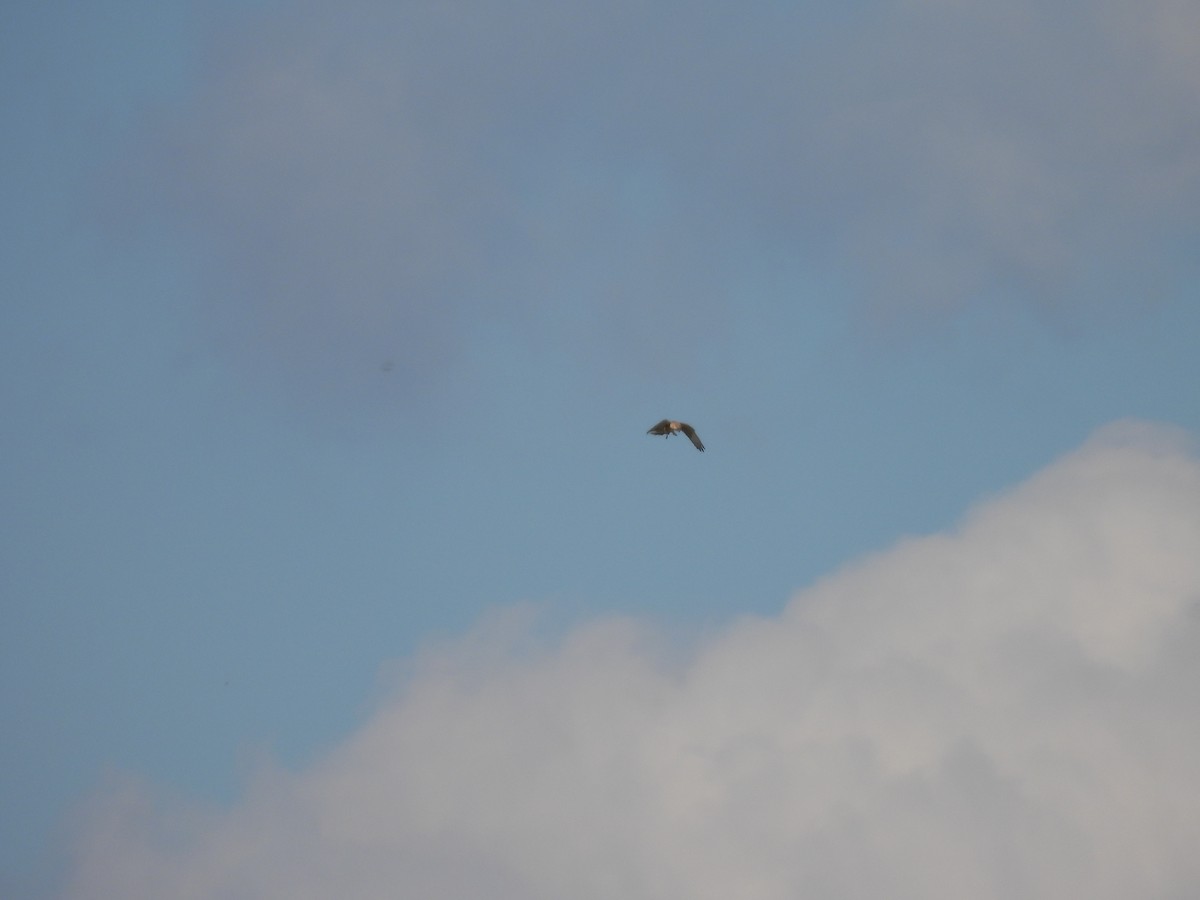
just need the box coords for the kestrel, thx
[647,419,705,452]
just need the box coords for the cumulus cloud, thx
[126,0,1200,405]
[63,420,1200,900]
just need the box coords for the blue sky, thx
[3,1,1199,897]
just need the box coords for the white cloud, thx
[63,421,1200,899]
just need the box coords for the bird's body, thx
[647,419,705,452]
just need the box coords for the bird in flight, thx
[647,419,705,452]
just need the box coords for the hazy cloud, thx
[125,0,1200,403]
[63,421,1200,899]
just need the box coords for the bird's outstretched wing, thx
[680,423,705,452]
[647,419,672,436]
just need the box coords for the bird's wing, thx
[647,419,672,435]
[680,423,705,451]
